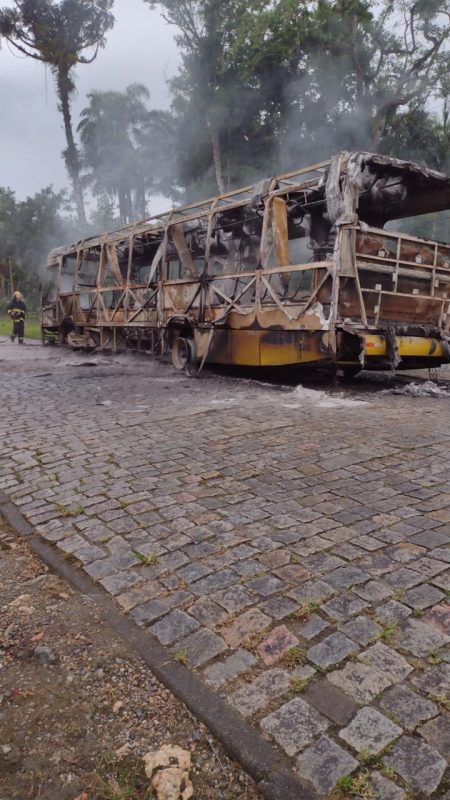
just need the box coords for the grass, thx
[173,650,188,665]
[90,755,152,800]
[289,598,322,621]
[334,772,374,798]
[428,649,443,665]
[280,646,306,668]
[0,313,42,340]
[132,550,159,566]
[54,503,85,518]
[290,675,309,693]
[376,620,398,643]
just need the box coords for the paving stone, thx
[256,625,299,666]
[415,556,449,578]
[432,569,450,591]
[418,712,450,759]
[398,618,450,657]
[212,585,254,614]
[307,632,359,669]
[84,558,118,580]
[297,613,330,641]
[375,599,412,624]
[409,530,450,549]
[173,627,227,668]
[379,684,438,731]
[148,609,199,644]
[403,582,445,610]
[430,546,450,562]
[246,574,285,597]
[369,771,406,800]
[188,596,226,626]
[322,592,369,621]
[221,608,271,648]
[290,664,316,684]
[100,570,141,595]
[296,735,358,794]
[260,697,329,756]
[190,569,237,595]
[257,548,291,568]
[332,542,366,561]
[273,564,310,583]
[384,567,423,589]
[230,669,290,717]
[383,735,446,795]
[411,662,450,697]
[357,551,397,574]
[203,649,257,689]
[116,580,163,611]
[234,559,266,578]
[305,677,358,725]
[288,580,335,604]
[75,543,106,564]
[328,662,392,703]
[59,533,88,554]
[327,566,371,589]
[130,590,191,626]
[301,553,346,574]
[359,642,413,682]
[339,707,402,755]
[260,595,298,620]
[176,562,211,583]
[423,602,450,635]
[354,579,393,602]
[340,615,382,645]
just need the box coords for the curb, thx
[0,492,316,800]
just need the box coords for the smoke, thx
[277,60,376,172]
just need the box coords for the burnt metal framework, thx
[41,151,450,371]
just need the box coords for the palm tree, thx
[0,0,115,226]
[78,84,178,224]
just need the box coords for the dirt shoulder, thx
[0,516,259,800]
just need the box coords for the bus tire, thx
[171,337,197,371]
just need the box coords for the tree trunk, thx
[56,66,87,228]
[207,112,225,195]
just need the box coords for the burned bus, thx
[41,151,450,374]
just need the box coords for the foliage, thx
[0,185,76,304]
[144,0,278,197]
[78,84,179,224]
[0,314,41,338]
[143,0,450,195]
[0,0,115,225]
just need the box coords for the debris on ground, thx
[0,517,260,800]
[387,379,450,397]
[143,745,194,800]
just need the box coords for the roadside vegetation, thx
[0,313,41,340]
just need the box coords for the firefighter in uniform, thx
[7,291,26,344]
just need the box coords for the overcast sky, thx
[0,0,180,202]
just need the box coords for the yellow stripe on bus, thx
[364,335,445,358]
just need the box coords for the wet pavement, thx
[1,338,449,799]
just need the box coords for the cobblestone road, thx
[1,340,449,799]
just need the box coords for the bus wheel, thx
[171,337,197,371]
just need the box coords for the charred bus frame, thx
[41,151,450,373]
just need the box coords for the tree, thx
[0,0,115,227]
[149,0,450,192]
[78,84,178,224]
[228,0,450,163]
[143,0,274,196]
[0,185,74,302]
[380,107,450,171]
